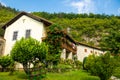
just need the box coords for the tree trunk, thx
[1,67,5,72]
[23,63,31,75]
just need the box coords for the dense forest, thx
[0,3,120,48]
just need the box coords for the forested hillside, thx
[0,3,18,36]
[32,12,120,47]
[0,3,120,47]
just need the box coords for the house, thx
[2,12,52,55]
[60,33,77,60]
[2,12,77,60]
[2,11,104,63]
[76,42,104,62]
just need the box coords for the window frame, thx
[25,29,31,38]
[84,49,87,53]
[12,31,18,41]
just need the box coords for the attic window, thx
[25,29,31,38]
[13,31,18,40]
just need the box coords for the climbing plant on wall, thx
[44,24,65,66]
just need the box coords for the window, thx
[25,29,31,38]
[90,51,93,53]
[13,31,18,40]
[95,52,97,54]
[84,49,87,52]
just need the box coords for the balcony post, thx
[61,49,66,59]
[67,52,72,59]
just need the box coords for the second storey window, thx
[13,31,18,40]
[25,29,31,38]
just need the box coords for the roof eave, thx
[2,11,53,29]
[76,42,102,51]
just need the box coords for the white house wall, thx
[77,45,104,62]
[4,15,45,55]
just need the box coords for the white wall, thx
[77,45,104,62]
[4,15,46,55]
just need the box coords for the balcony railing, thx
[61,41,77,54]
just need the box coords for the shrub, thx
[55,64,72,72]
[113,67,120,78]
[59,59,82,71]
[11,37,48,75]
[113,56,120,78]
[64,59,74,66]
[83,57,87,70]
[0,55,12,72]
[74,60,82,69]
[84,52,116,80]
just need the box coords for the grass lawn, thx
[0,71,28,80]
[0,70,100,80]
[45,70,100,80]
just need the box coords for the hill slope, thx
[32,12,120,47]
[0,5,120,47]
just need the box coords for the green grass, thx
[0,71,28,80]
[45,70,100,80]
[0,70,100,80]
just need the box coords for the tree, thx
[100,30,120,55]
[10,37,48,75]
[0,55,12,71]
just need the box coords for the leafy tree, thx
[0,55,12,72]
[84,53,116,80]
[100,30,120,55]
[10,37,48,75]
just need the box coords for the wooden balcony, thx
[61,42,77,54]
[41,35,77,54]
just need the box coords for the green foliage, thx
[52,64,72,73]
[84,53,116,80]
[83,57,87,70]
[0,28,4,37]
[64,59,74,65]
[0,71,28,80]
[113,67,120,78]
[100,30,120,55]
[60,59,82,70]
[33,12,120,46]
[1,6,120,47]
[57,64,72,70]
[46,70,100,80]
[113,56,120,78]
[10,37,48,75]
[74,60,83,69]
[0,55,12,71]
[0,3,18,36]
[32,12,117,20]
[45,24,64,66]
[0,70,100,80]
